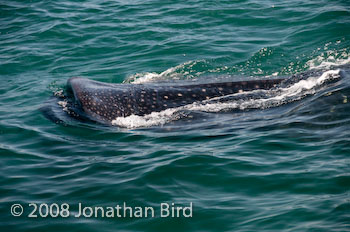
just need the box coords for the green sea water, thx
[1,0,350,231]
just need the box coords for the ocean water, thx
[1,0,350,231]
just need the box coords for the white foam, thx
[306,49,350,70]
[112,69,341,128]
[188,69,341,112]
[57,100,68,112]
[113,44,349,128]
[112,108,180,128]
[54,89,64,97]
[307,57,350,70]
[125,60,203,84]
[127,72,162,84]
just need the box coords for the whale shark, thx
[42,77,283,125]
[41,65,348,126]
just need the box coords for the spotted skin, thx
[66,77,283,124]
[40,64,349,125]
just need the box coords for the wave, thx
[50,42,349,129]
[112,67,347,128]
[123,60,208,84]
[124,41,350,85]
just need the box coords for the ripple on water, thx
[0,0,349,231]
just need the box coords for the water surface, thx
[0,0,349,231]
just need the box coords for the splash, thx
[112,69,343,128]
[187,69,341,112]
[57,100,69,112]
[112,108,181,128]
[124,40,349,85]
[124,60,207,84]
[305,49,350,70]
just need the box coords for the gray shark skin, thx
[41,64,349,125]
